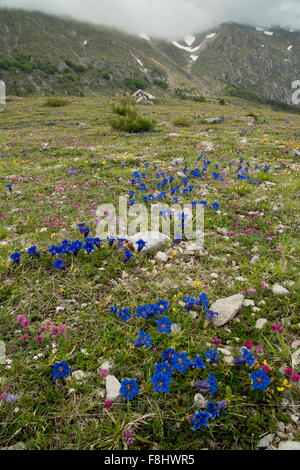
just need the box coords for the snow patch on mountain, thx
[184,35,196,46]
[206,33,216,39]
[139,33,150,41]
[172,41,202,53]
[264,31,274,36]
[191,55,198,62]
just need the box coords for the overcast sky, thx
[1,0,300,38]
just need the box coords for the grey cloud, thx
[1,0,300,38]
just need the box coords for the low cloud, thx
[1,0,300,38]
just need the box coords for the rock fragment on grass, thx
[272,284,290,295]
[105,375,121,402]
[211,294,245,327]
[255,318,268,329]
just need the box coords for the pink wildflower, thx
[291,373,300,383]
[244,340,254,350]
[272,324,284,333]
[247,288,257,295]
[103,400,113,410]
[123,429,136,446]
[212,338,222,345]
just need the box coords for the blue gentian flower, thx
[162,348,176,364]
[6,184,13,192]
[170,352,192,373]
[154,362,174,377]
[69,241,83,255]
[242,348,256,367]
[150,372,172,393]
[134,331,152,348]
[48,246,59,257]
[204,350,220,364]
[205,309,219,322]
[207,401,227,420]
[10,252,21,264]
[136,239,147,252]
[52,361,73,379]
[188,412,211,431]
[93,238,102,249]
[118,308,131,323]
[53,259,66,271]
[250,369,271,392]
[156,317,172,334]
[120,379,139,400]
[191,355,206,369]
[184,297,196,312]
[28,246,40,258]
[108,236,116,247]
[83,240,95,253]
[123,250,134,264]
[195,374,218,396]
[117,238,126,249]
[197,293,209,308]
[156,299,169,313]
[212,202,220,210]
[110,305,119,315]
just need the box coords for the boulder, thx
[278,441,300,451]
[105,375,121,401]
[211,294,245,327]
[128,231,171,254]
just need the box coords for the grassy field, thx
[0,95,299,450]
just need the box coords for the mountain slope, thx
[0,8,300,106]
[0,8,201,96]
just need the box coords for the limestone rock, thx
[272,284,290,296]
[255,318,268,329]
[105,375,121,401]
[211,294,245,327]
[278,441,300,451]
[257,434,275,448]
[128,231,171,254]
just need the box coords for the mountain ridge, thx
[0,8,299,107]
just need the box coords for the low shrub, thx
[44,98,70,107]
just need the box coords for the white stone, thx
[292,348,300,369]
[211,294,245,327]
[210,273,219,279]
[99,359,115,371]
[278,441,300,451]
[172,157,184,165]
[255,318,268,329]
[272,284,290,295]
[218,348,233,356]
[257,434,275,448]
[171,323,182,334]
[105,375,121,401]
[128,231,171,254]
[72,370,89,383]
[194,393,207,408]
[155,252,168,262]
[223,356,234,365]
[244,299,255,307]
